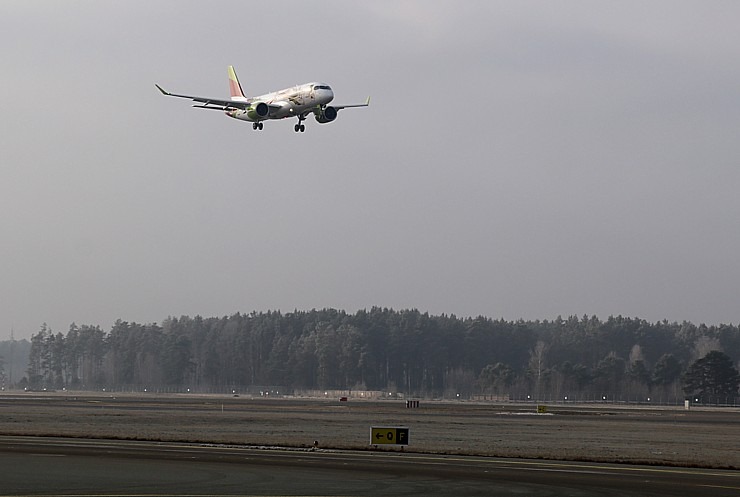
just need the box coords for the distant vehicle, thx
[156,66,370,132]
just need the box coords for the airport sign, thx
[370,426,410,445]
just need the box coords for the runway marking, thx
[366,453,740,478]
[698,484,740,490]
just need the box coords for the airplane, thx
[156,66,369,132]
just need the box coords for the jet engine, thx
[247,102,269,120]
[313,106,338,124]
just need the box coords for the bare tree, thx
[528,340,548,400]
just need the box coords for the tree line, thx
[17,309,740,403]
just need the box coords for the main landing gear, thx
[252,122,264,130]
[294,115,306,132]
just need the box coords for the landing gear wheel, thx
[258,122,264,130]
[295,114,307,132]
[253,122,264,130]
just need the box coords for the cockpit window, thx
[313,85,331,91]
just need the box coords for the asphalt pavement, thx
[0,436,738,496]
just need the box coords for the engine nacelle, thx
[247,102,269,120]
[313,106,338,124]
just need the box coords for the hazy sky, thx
[3,1,740,340]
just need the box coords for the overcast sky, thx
[3,1,740,340]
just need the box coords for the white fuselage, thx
[228,83,334,122]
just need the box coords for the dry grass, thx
[1,392,737,469]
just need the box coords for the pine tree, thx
[683,351,740,403]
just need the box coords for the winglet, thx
[365,96,371,106]
[155,84,171,96]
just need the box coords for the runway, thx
[0,436,737,496]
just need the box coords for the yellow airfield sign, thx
[370,426,410,445]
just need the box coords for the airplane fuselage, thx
[227,83,334,122]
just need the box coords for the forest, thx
[7,308,740,404]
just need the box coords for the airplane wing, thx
[332,96,371,111]
[155,84,250,110]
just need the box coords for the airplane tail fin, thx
[228,65,247,102]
